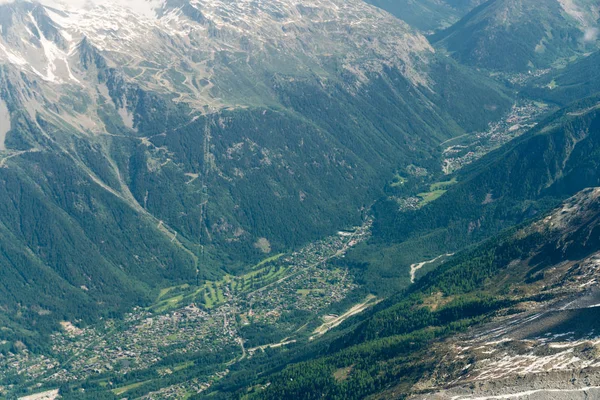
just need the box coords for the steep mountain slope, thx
[405,188,600,399]
[430,0,600,72]
[0,0,512,345]
[212,186,600,399]
[525,50,600,106]
[187,98,600,400]
[364,0,484,32]
[366,94,600,288]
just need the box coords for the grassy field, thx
[158,284,190,300]
[173,361,194,372]
[391,174,407,187]
[151,263,291,313]
[429,178,457,191]
[152,294,186,313]
[417,178,458,207]
[252,253,285,269]
[417,190,447,206]
[112,380,151,395]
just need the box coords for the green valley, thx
[0,0,599,399]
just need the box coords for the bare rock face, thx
[407,189,600,400]
[0,0,434,120]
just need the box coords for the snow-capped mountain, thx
[0,0,432,123]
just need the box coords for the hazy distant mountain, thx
[365,0,484,32]
[430,0,600,72]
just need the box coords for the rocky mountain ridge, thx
[407,188,600,399]
[0,0,433,116]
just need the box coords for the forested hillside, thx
[205,186,600,399]
[3,0,600,398]
[430,0,599,72]
[364,0,483,32]
[342,94,600,295]
[524,50,600,106]
[0,0,512,349]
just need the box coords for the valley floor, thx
[3,221,374,399]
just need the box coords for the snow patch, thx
[40,0,165,19]
[0,42,27,66]
[584,27,599,43]
[450,386,600,400]
[27,11,79,83]
[0,99,10,151]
